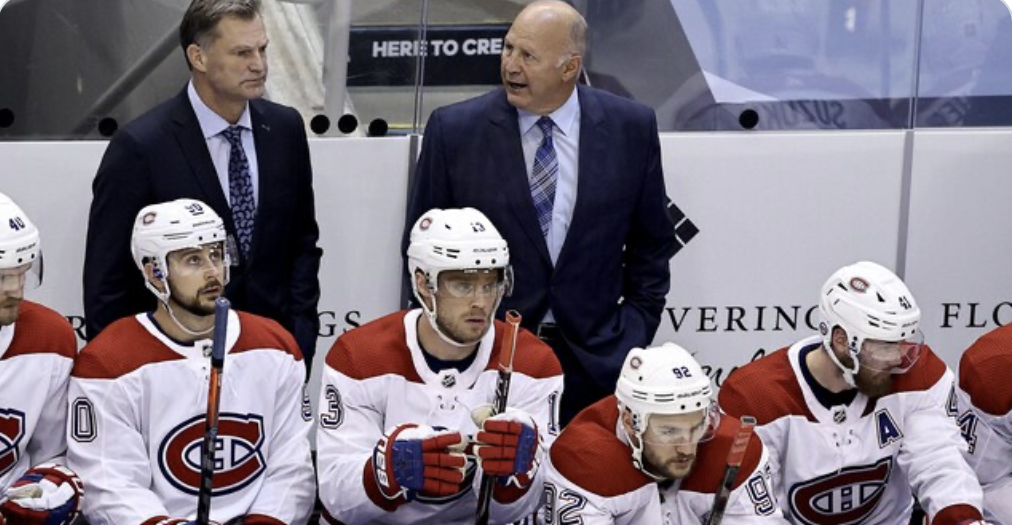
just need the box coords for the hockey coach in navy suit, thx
[83,0,322,367]
[404,0,678,425]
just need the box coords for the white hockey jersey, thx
[0,300,76,491]
[950,324,1012,524]
[542,396,784,525]
[720,336,983,525]
[316,309,564,524]
[67,311,315,525]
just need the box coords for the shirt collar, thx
[517,86,580,138]
[187,80,253,139]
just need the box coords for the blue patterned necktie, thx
[530,116,558,238]
[221,126,256,258]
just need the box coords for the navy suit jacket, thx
[405,85,677,389]
[84,88,322,365]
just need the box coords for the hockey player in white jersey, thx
[720,261,983,524]
[543,342,784,524]
[316,207,564,524]
[67,199,315,524]
[949,323,1012,524]
[0,193,82,525]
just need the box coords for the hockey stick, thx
[196,297,230,525]
[474,310,522,525]
[706,415,757,525]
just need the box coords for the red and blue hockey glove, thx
[370,423,468,506]
[0,463,83,525]
[474,408,541,489]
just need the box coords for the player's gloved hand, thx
[371,423,468,502]
[473,408,542,488]
[0,463,83,525]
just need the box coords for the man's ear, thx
[187,43,206,73]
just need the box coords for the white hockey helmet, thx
[615,343,719,479]
[407,208,513,344]
[0,192,43,288]
[130,199,233,303]
[818,261,922,386]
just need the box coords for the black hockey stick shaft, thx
[707,415,756,525]
[475,310,522,525]
[197,297,230,525]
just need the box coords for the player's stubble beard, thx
[436,305,491,346]
[0,297,21,326]
[643,443,697,481]
[170,279,224,318]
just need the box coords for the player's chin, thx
[0,306,18,326]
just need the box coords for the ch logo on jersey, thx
[158,413,266,496]
[0,409,26,478]
[789,457,893,524]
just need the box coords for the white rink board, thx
[904,130,1012,368]
[2,128,1010,399]
[655,131,908,385]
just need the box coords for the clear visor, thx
[437,266,513,299]
[0,256,43,291]
[167,240,235,280]
[859,332,924,374]
[640,402,721,447]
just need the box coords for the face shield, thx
[164,239,237,285]
[640,402,721,447]
[858,332,924,374]
[435,266,514,300]
[0,256,43,293]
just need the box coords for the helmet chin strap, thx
[421,294,479,348]
[148,277,214,337]
[825,342,860,389]
[621,412,667,482]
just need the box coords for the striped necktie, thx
[530,116,558,238]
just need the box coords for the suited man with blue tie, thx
[405,0,678,425]
[84,0,322,367]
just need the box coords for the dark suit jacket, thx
[84,88,322,365]
[405,85,678,390]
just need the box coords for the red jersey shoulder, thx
[719,347,815,425]
[3,300,76,361]
[231,311,302,361]
[73,316,181,379]
[958,325,1012,416]
[550,396,653,497]
[486,321,562,379]
[680,414,764,494]
[326,310,422,383]
[889,344,947,395]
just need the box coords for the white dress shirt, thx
[187,81,260,207]
[517,87,581,323]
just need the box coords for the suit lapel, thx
[557,85,608,269]
[487,92,552,265]
[246,100,272,265]
[169,90,236,233]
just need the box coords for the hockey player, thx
[67,199,314,524]
[316,207,564,524]
[720,261,984,524]
[0,193,82,525]
[542,342,784,524]
[949,323,1012,524]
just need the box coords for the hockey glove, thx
[474,408,541,489]
[0,463,83,525]
[371,423,468,503]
